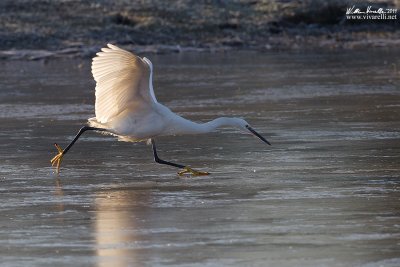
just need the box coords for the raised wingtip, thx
[97,44,122,55]
[107,43,122,50]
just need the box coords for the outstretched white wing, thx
[91,44,156,123]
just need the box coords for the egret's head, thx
[231,118,271,145]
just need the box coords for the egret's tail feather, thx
[87,117,115,136]
[88,117,104,128]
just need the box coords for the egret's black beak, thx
[246,125,271,145]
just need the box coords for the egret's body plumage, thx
[89,44,162,141]
[51,44,270,175]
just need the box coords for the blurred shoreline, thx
[1,0,399,60]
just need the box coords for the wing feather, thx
[91,44,156,123]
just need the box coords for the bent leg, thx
[62,126,107,155]
[150,139,209,176]
[51,126,107,173]
[151,139,185,169]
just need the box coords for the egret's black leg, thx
[62,126,107,155]
[150,139,209,176]
[51,126,108,173]
[151,139,185,169]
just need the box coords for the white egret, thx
[51,44,270,176]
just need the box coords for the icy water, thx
[0,49,400,267]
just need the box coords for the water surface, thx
[0,49,399,266]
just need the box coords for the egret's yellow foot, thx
[50,143,64,174]
[178,166,209,176]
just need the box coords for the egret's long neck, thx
[169,116,239,135]
[202,117,238,132]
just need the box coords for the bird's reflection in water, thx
[53,178,65,219]
[94,188,150,267]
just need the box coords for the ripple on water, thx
[1,50,400,267]
[0,104,93,120]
